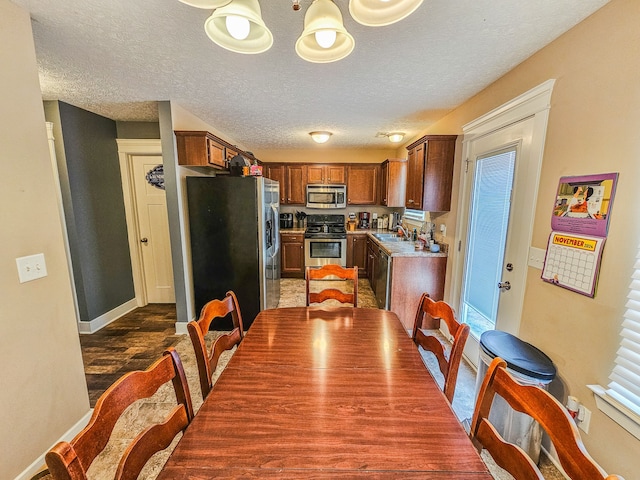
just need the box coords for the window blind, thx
[607,245,640,417]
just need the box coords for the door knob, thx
[498,281,511,290]
[140,237,148,244]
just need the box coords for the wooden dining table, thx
[157,306,492,479]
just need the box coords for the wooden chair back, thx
[188,290,244,400]
[46,348,193,480]
[305,265,358,307]
[411,292,469,403]
[470,357,624,480]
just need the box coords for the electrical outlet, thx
[16,253,48,283]
[578,405,592,434]
[439,223,446,237]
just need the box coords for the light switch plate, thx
[16,253,48,283]
[528,247,546,270]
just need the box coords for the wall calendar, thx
[541,173,618,297]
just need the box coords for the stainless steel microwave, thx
[306,184,347,209]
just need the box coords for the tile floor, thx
[70,279,564,480]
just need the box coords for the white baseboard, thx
[77,298,138,334]
[15,410,93,480]
[175,321,189,335]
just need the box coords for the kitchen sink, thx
[372,233,408,242]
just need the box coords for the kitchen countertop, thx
[281,228,448,258]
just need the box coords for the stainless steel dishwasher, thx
[375,249,390,309]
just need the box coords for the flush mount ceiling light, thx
[349,0,424,27]
[181,0,422,61]
[295,0,355,63]
[178,0,231,8]
[376,131,406,143]
[310,131,333,143]
[204,0,273,54]
[387,132,405,143]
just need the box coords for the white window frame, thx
[588,244,640,440]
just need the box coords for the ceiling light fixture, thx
[204,0,273,54]
[349,0,424,27]
[387,132,405,143]
[180,0,423,62]
[376,131,406,143]
[295,0,355,63]
[310,131,332,143]
[178,0,231,8]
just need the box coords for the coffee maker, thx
[358,212,370,229]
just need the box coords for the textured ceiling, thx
[14,0,609,149]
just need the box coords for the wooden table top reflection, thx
[157,307,491,479]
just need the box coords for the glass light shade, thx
[310,131,332,143]
[295,0,355,63]
[204,0,273,54]
[388,132,405,143]
[226,15,250,40]
[178,0,232,8]
[349,0,423,26]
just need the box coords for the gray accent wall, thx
[44,101,135,321]
[116,121,160,139]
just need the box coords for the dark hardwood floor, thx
[79,304,180,406]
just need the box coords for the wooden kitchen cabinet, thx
[264,164,286,204]
[380,158,407,207]
[307,165,346,184]
[405,135,457,211]
[175,130,259,170]
[175,131,227,169]
[346,233,368,277]
[281,233,305,278]
[285,165,307,204]
[347,164,379,205]
[389,256,447,330]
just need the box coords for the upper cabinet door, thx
[405,135,457,211]
[347,164,378,205]
[286,165,307,204]
[307,165,346,184]
[265,164,286,204]
[381,158,407,207]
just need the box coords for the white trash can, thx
[475,330,556,464]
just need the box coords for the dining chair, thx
[188,290,244,400]
[411,292,469,403]
[305,264,358,307]
[470,357,624,480]
[45,348,194,480]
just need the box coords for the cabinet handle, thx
[408,199,414,203]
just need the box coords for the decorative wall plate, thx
[146,165,165,190]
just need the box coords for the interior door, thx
[458,117,539,365]
[132,155,175,303]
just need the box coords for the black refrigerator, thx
[186,176,280,329]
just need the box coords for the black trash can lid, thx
[480,330,556,382]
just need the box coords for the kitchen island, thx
[360,230,447,331]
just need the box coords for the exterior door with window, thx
[454,82,554,367]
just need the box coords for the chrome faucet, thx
[394,224,410,241]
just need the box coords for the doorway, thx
[453,80,554,367]
[117,139,175,306]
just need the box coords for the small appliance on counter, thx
[347,212,357,231]
[280,213,293,229]
[358,212,370,229]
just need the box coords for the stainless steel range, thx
[304,214,347,267]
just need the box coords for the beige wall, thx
[254,147,400,164]
[0,1,89,477]
[398,0,639,475]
